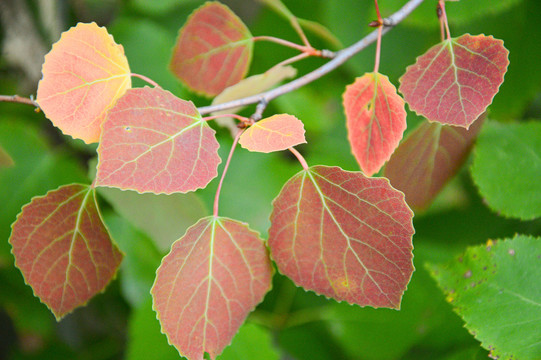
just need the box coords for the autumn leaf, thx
[9,184,123,319]
[170,1,253,97]
[385,116,484,211]
[239,114,306,153]
[152,216,273,360]
[95,87,220,195]
[268,166,414,309]
[36,22,131,144]
[399,34,509,128]
[343,72,407,176]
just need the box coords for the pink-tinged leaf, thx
[95,87,220,194]
[9,184,123,319]
[151,216,273,360]
[385,116,484,211]
[239,114,306,153]
[399,34,509,128]
[36,22,131,144]
[170,1,253,97]
[343,72,407,176]
[268,166,414,309]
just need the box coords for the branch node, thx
[320,49,336,59]
[382,18,395,27]
[251,99,268,122]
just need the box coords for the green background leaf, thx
[428,235,541,360]
[471,121,541,220]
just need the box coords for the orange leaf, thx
[36,22,131,144]
[239,114,306,153]
[343,72,407,176]
[385,116,484,211]
[9,184,123,319]
[152,216,273,360]
[169,2,253,97]
[399,34,509,128]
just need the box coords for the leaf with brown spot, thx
[268,166,414,309]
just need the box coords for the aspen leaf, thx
[96,87,220,194]
[343,72,407,176]
[428,235,541,360]
[36,22,131,144]
[9,184,123,319]
[268,166,414,309]
[170,1,253,97]
[399,34,509,128]
[385,116,484,211]
[152,216,273,360]
[239,114,306,153]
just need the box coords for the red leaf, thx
[399,34,509,128]
[170,1,253,97]
[36,22,131,144]
[95,87,220,194]
[268,166,414,309]
[343,72,407,176]
[239,114,306,153]
[151,216,273,360]
[9,184,123,319]
[385,116,484,211]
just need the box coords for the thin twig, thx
[0,95,39,107]
[198,0,425,116]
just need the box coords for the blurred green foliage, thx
[1,0,540,359]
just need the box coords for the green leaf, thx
[0,119,87,265]
[218,323,280,360]
[101,213,163,307]
[126,299,180,360]
[471,121,541,220]
[381,0,524,27]
[90,157,207,252]
[428,235,541,360]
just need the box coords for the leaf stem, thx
[253,36,320,56]
[213,130,243,217]
[373,0,383,73]
[198,0,425,116]
[289,147,309,171]
[130,73,161,88]
[202,113,251,125]
[258,0,312,48]
[0,94,39,108]
[438,0,451,40]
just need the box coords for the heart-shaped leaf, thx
[170,1,253,97]
[239,114,306,153]
[152,216,273,360]
[399,34,509,128]
[385,116,484,211]
[36,22,131,144]
[9,184,123,319]
[96,87,220,194]
[343,72,407,176]
[428,235,541,360]
[268,166,414,309]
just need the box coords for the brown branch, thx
[198,0,425,116]
[0,95,39,107]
